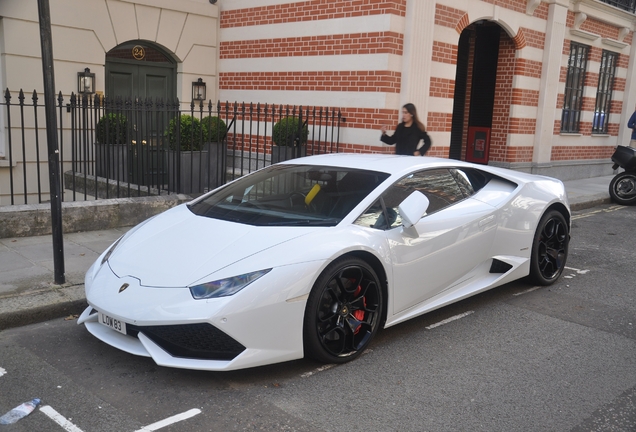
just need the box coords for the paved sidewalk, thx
[0,175,615,330]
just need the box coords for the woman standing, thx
[380,103,432,156]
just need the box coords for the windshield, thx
[188,164,390,226]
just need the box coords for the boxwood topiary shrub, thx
[96,113,128,144]
[272,116,309,147]
[201,116,228,142]
[166,115,206,151]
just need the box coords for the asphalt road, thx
[0,204,634,432]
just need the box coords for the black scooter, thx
[609,145,636,205]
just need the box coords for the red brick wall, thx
[219,71,402,93]
[521,28,546,49]
[219,0,631,165]
[551,145,615,160]
[481,0,528,14]
[220,0,407,28]
[490,32,516,163]
[431,41,458,64]
[434,4,467,30]
[220,32,404,59]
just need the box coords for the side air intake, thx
[489,259,513,274]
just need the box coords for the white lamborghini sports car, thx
[79,154,570,371]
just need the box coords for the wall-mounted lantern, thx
[192,78,206,101]
[77,68,95,94]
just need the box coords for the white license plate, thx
[98,312,127,335]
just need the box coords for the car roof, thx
[279,153,474,175]
[279,153,561,187]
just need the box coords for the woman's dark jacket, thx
[380,123,432,156]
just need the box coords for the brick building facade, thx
[218,0,636,180]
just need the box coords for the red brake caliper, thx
[352,283,366,334]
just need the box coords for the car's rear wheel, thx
[529,210,569,285]
[303,257,383,364]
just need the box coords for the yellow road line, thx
[572,205,625,220]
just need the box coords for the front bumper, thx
[79,260,326,371]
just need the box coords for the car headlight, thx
[189,269,272,299]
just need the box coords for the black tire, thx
[529,210,569,285]
[609,172,636,205]
[303,256,383,364]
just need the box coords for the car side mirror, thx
[398,191,429,228]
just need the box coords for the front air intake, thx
[128,323,245,361]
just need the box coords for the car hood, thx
[107,204,317,287]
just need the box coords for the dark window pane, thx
[593,50,617,134]
[561,42,589,133]
[599,0,636,13]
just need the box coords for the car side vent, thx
[489,259,513,274]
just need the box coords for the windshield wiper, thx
[265,218,341,226]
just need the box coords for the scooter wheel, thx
[609,172,636,205]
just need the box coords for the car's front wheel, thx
[529,210,569,285]
[303,257,383,364]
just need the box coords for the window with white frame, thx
[592,50,617,134]
[561,42,589,133]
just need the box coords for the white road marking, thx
[0,367,6,377]
[41,405,201,432]
[513,286,541,296]
[300,349,373,378]
[425,311,474,329]
[301,364,335,378]
[565,266,590,274]
[135,408,201,432]
[39,406,85,432]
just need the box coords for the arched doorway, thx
[104,41,178,186]
[449,22,514,165]
[105,41,177,101]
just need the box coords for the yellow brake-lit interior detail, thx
[305,184,321,206]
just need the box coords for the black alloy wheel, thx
[529,210,569,285]
[609,172,636,205]
[304,257,383,364]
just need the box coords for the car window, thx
[188,164,390,226]
[381,168,466,223]
[452,167,492,193]
[353,198,401,230]
[450,168,475,197]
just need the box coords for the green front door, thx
[105,42,177,187]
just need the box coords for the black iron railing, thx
[0,89,342,206]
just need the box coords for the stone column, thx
[533,0,569,165]
[400,0,436,121]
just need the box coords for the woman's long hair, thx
[403,103,426,132]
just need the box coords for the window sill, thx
[559,133,582,137]
[0,158,16,168]
[591,133,611,137]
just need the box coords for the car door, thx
[381,168,499,314]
